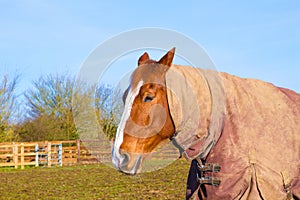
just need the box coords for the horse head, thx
[112,48,176,174]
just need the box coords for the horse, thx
[112,48,300,199]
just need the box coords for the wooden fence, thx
[0,140,179,169]
[0,140,111,169]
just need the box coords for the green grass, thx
[0,159,190,199]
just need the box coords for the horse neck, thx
[166,65,213,149]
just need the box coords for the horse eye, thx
[144,96,154,102]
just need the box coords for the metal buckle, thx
[196,161,221,186]
[198,176,221,186]
[198,163,221,172]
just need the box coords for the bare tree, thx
[22,74,77,141]
[0,74,19,142]
[16,73,123,142]
[95,85,123,140]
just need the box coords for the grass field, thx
[0,159,190,199]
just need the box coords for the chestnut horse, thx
[112,48,300,199]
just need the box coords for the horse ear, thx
[138,52,150,66]
[158,47,175,67]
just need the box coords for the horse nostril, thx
[117,151,144,174]
[120,152,130,167]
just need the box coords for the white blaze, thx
[112,81,144,168]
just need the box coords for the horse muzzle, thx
[112,149,144,175]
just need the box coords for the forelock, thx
[130,63,168,90]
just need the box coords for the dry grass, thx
[0,159,190,199]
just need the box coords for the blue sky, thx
[0,1,299,95]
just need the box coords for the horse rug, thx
[165,65,300,199]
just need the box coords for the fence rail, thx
[0,140,179,169]
[0,140,111,169]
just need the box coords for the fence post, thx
[20,143,24,169]
[77,139,81,163]
[47,142,51,167]
[58,143,62,166]
[13,143,18,169]
[0,140,93,168]
[35,143,39,167]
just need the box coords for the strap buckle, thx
[198,176,221,186]
[196,159,221,186]
[198,163,221,172]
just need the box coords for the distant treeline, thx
[0,73,122,142]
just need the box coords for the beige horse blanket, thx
[166,65,300,199]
